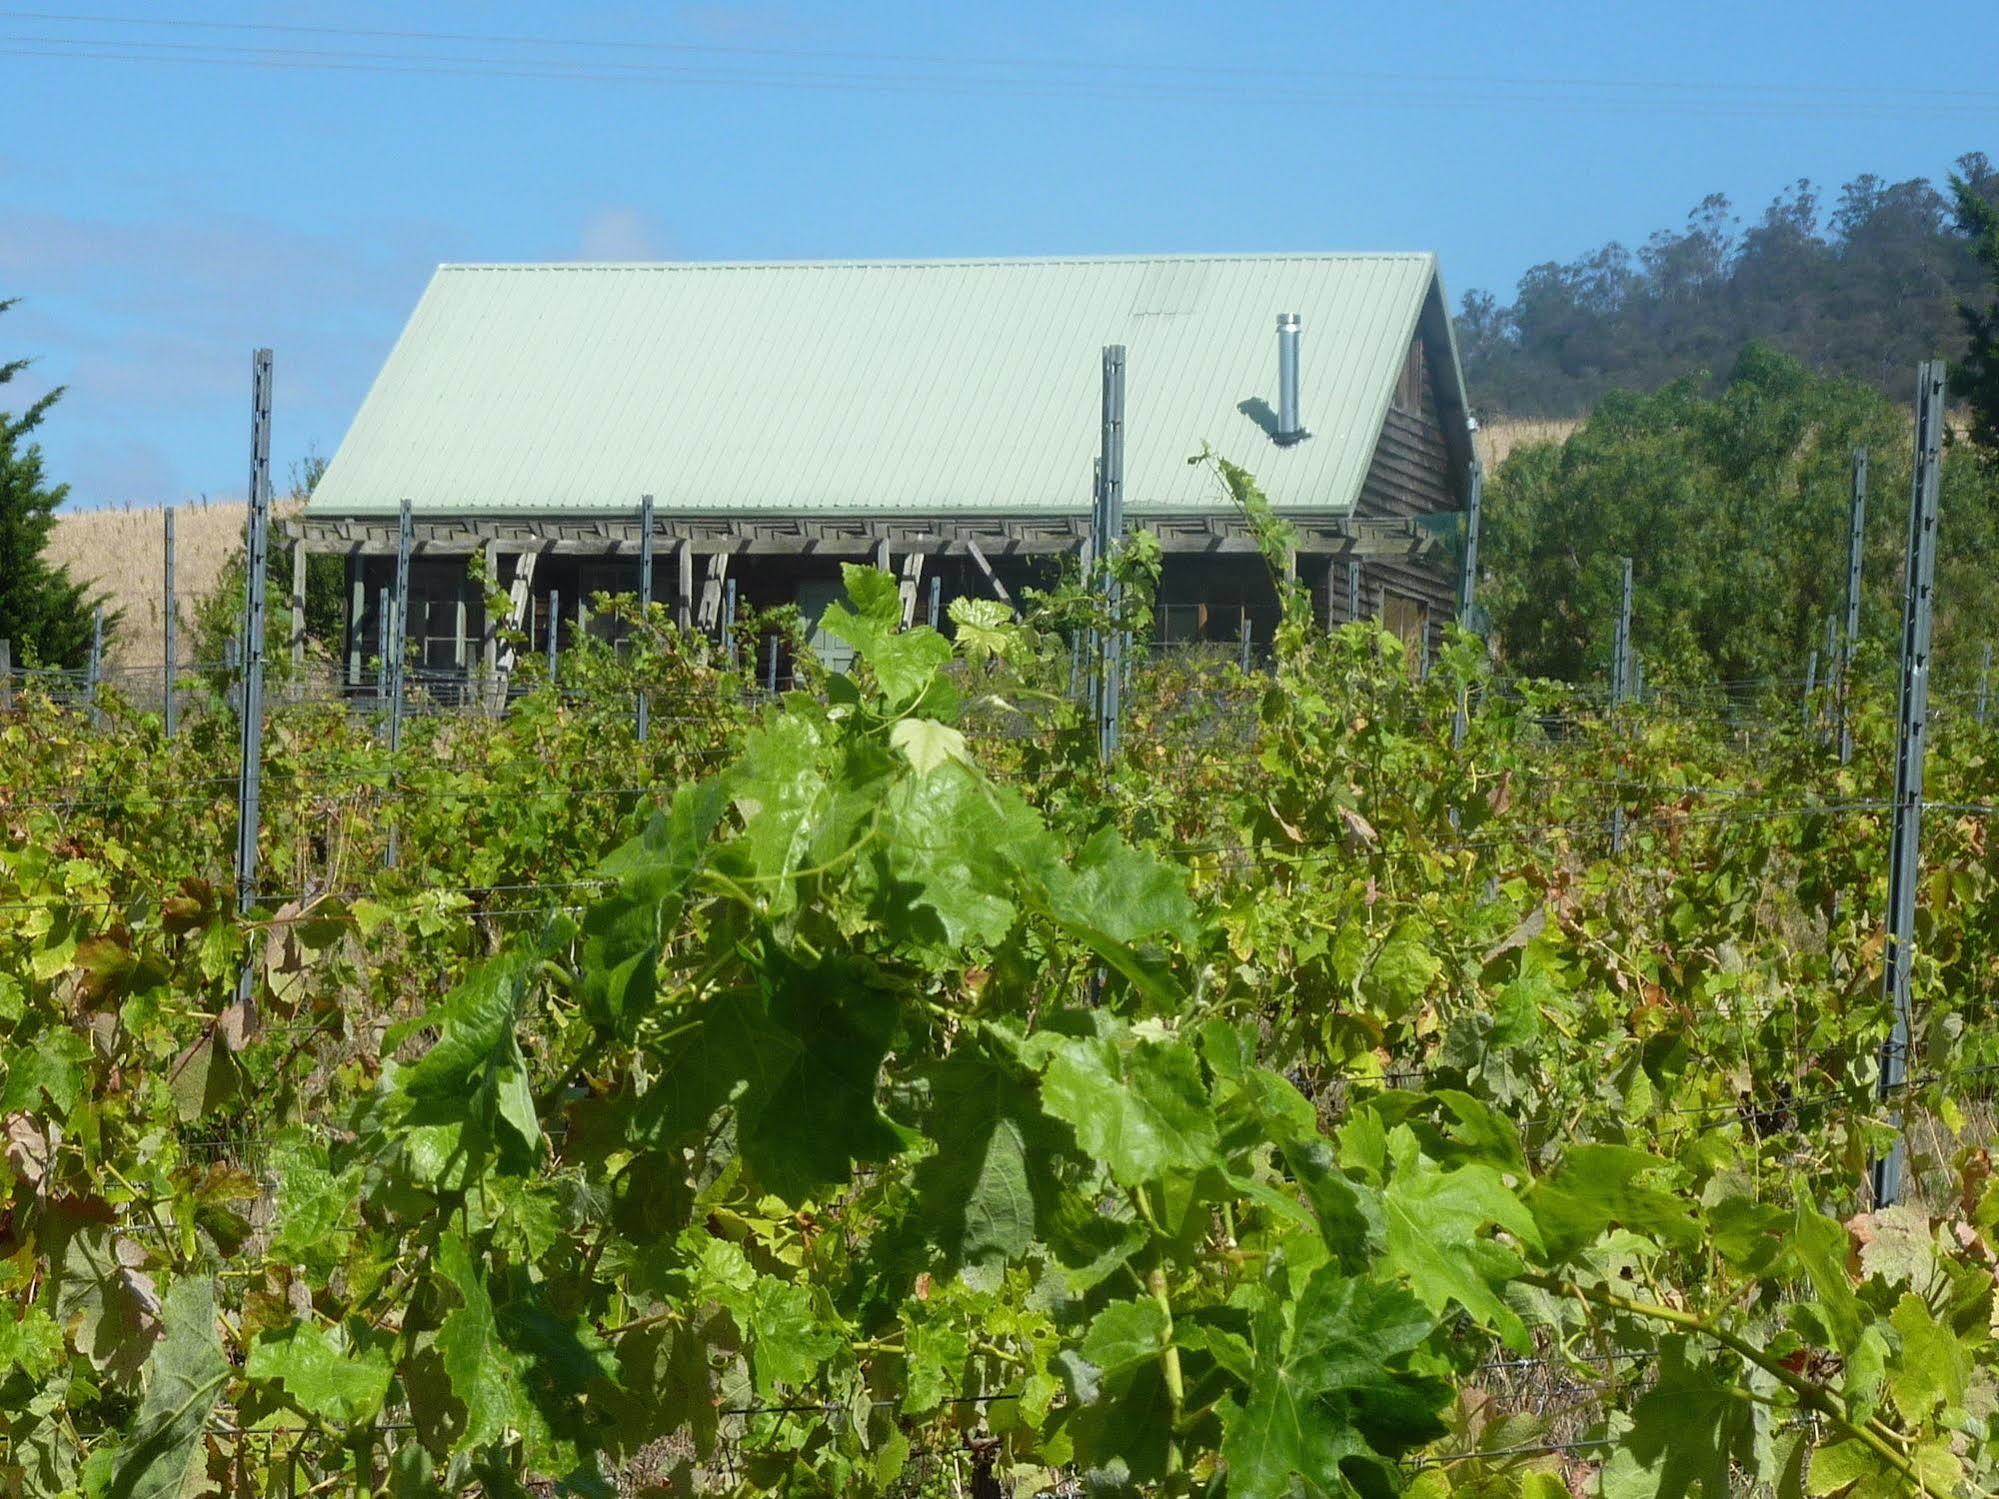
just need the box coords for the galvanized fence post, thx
[1238,612,1251,674]
[928,574,941,631]
[636,494,653,742]
[376,586,391,704]
[722,578,738,670]
[1457,461,1483,628]
[766,633,779,696]
[1872,363,1947,1208]
[1347,559,1361,627]
[87,607,103,729]
[1840,448,1868,766]
[1094,345,1126,765]
[1610,557,1633,712]
[384,499,411,869]
[1608,557,1634,855]
[1452,462,1485,751]
[164,506,178,734]
[233,348,274,1007]
[547,588,559,684]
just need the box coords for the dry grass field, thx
[1475,417,1579,471]
[46,500,301,668]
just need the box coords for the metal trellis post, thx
[0,639,10,711]
[1608,557,1633,855]
[1094,345,1126,765]
[233,349,274,1006]
[547,588,559,683]
[1979,643,1992,728]
[636,494,653,743]
[1840,448,1868,765]
[1239,612,1251,674]
[1457,461,1484,628]
[722,578,737,669]
[1452,463,1485,750]
[1872,363,1947,1208]
[928,574,941,631]
[376,586,390,704]
[1347,558,1361,626]
[164,506,178,734]
[87,607,103,728]
[1610,558,1633,711]
[1803,650,1818,728]
[384,498,411,868]
[766,632,779,696]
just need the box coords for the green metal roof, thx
[307,253,1462,520]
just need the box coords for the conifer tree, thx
[0,298,99,667]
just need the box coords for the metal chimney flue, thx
[1275,313,1305,444]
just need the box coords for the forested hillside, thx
[1461,151,1999,417]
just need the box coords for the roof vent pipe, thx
[1275,313,1305,444]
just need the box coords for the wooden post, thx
[347,556,364,689]
[481,542,502,694]
[676,540,693,632]
[965,540,1015,615]
[163,507,178,733]
[898,550,925,629]
[289,536,307,676]
[697,551,730,633]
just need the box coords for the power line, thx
[0,28,1994,120]
[6,7,1996,106]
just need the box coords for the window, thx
[1393,335,1426,414]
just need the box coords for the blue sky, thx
[2,0,1995,509]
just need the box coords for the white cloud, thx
[575,207,668,262]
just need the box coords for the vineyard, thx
[3,529,1999,1498]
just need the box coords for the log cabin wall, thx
[1348,329,1460,664]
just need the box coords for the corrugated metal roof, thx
[307,253,1455,519]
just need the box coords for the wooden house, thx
[288,253,1477,682]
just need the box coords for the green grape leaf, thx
[1789,1205,1863,1355]
[104,1274,227,1499]
[434,1232,533,1452]
[1,1025,91,1115]
[1380,1126,1539,1351]
[911,1047,1046,1269]
[887,717,969,776]
[1886,1293,1967,1423]
[1526,1144,1700,1262]
[0,1304,64,1379]
[816,565,954,710]
[395,948,542,1164]
[1077,1298,1170,1381]
[1601,1339,1766,1499]
[1364,918,1442,1018]
[947,596,1018,662]
[877,761,1042,956]
[580,782,725,1040]
[247,1320,392,1424]
[1036,1028,1218,1189]
[746,1280,843,1397]
[1221,1268,1449,1499]
[635,951,902,1202]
